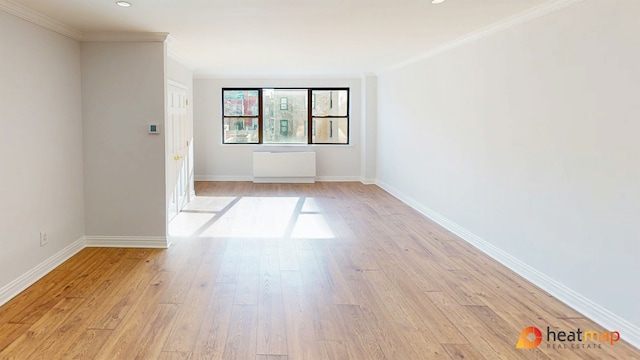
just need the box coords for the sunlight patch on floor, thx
[291,214,335,239]
[183,196,237,212]
[301,197,322,212]
[169,212,216,237]
[199,197,299,238]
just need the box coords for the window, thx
[222,89,260,144]
[222,88,349,145]
[279,97,288,110]
[311,90,348,144]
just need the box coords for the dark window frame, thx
[309,89,350,145]
[222,88,263,144]
[221,87,350,145]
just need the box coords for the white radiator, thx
[253,152,316,183]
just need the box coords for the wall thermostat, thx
[149,124,160,134]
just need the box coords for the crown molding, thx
[0,0,83,40]
[167,48,195,70]
[193,73,363,80]
[82,32,170,42]
[380,0,585,74]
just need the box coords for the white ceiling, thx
[10,0,551,77]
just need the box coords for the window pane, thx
[223,90,259,116]
[263,89,308,144]
[223,117,259,143]
[312,118,348,144]
[312,90,348,117]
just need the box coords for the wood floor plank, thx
[234,239,262,305]
[5,269,78,324]
[216,238,244,283]
[49,329,112,360]
[94,270,179,360]
[95,303,179,360]
[280,271,328,360]
[427,291,551,360]
[321,340,349,360]
[162,252,223,352]
[53,247,102,272]
[297,249,348,341]
[442,343,488,360]
[0,323,30,352]
[310,241,357,305]
[0,297,85,359]
[160,252,206,305]
[336,304,387,360]
[221,304,259,360]
[84,258,160,330]
[191,283,237,359]
[158,351,193,360]
[256,254,288,356]
[256,355,288,360]
[65,248,135,299]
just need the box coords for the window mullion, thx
[258,89,263,144]
[307,89,313,144]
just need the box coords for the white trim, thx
[316,176,362,182]
[0,0,83,40]
[194,73,363,80]
[195,175,253,182]
[82,32,169,42]
[167,79,188,90]
[0,236,85,307]
[360,177,377,185]
[85,236,169,249]
[380,0,585,74]
[194,175,363,183]
[168,48,195,70]
[253,177,315,184]
[375,179,640,350]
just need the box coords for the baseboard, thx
[375,179,640,350]
[360,177,377,185]
[315,176,362,182]
[0,236,85,307]
[253,177,315,184]
[195,175,363,183]
[195,175,253,182]
[85,236,169,249]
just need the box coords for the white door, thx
[168,82,189,221]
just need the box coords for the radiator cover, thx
[252,152,316,183]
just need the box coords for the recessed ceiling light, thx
[116,1,131,7]
[431,0,446,4]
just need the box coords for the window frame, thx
[309,89,350,145]
[221,88,263,144]
[221,87,350,145]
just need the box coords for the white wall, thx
[82,41,167,238]
[377,0,640,342]
[193,78,362,181]
[0,13,84,289]
[361,74,378,184]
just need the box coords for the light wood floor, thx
[0,182,638,359]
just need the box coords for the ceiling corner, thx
[81,31,170,42]
[0,0,83,40]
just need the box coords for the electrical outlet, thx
[40,232,48,247]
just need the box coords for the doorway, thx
[167,81,190,221]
